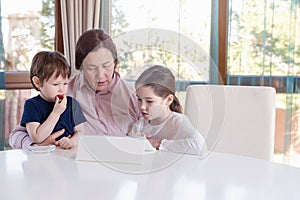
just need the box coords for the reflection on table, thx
[1,147,300,200]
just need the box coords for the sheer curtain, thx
[55,0,103,73]
[0,1,5,150]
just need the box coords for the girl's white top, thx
[129,112,207,156]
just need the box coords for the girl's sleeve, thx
[159,115,207,156]
[159,133,207,155]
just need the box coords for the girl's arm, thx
[150,114,207,156]
[158,135,207,156]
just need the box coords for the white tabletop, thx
[1,148,299,200]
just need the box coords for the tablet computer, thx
[76,135,155,164]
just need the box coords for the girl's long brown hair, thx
[135,65,182,113]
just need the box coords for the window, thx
[111,0,215,81]
[110,0,220,107]
[111,0,300,167]
[0,0,55,149]
[227,0,300,167]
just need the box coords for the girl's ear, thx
[166,94,174,106]
[32,76,41,90]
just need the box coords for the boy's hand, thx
[57,135,73,149]
[53,95,67,115]
[56,94,64,102]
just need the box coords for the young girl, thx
[129,65,207,155]
[20,51,86,149]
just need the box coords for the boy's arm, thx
[26,112,60,143]
[27,96,67,143]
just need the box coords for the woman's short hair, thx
[75,29,119,70]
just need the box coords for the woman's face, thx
[81,48,115,92]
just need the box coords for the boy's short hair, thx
[30,51,71,91]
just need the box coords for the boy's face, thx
[39,74,69,102]
[136,86,172,123]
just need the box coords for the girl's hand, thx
[57,135,73,149]
[146,135,162,150]
[53,95,67,115]
[128,132,146,138]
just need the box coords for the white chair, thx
[184,85,276,160]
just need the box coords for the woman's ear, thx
[32,76,41,90]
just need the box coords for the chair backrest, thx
[184,85,276,160]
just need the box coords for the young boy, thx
[20,51,86,149]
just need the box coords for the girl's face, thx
[81,47,115,92]
[136,86,173,124]
[38,74,68,102]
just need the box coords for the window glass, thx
[1,0,54,72]
[0,0,54,149]
[111,0,212,84]
[227,0,300,167]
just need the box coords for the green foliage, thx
[228,0,300,76]
[111,0,129,37]
[41,0,55,50]
[0,1,5,70]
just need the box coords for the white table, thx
[1,148,299,200]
